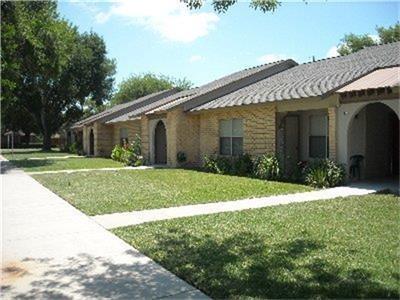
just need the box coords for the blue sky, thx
[58,1,398,88]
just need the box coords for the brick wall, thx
[328,107,337,161]
[141,116,150,162]
[166,108,200,166]
[198,105,276,161]
[94,122,113,156]
[112,120,141,146]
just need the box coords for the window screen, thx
[309,115,327,158]
[219,119,243,156]
[120,128,129,145]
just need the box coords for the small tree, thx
[337,23,400,56]
[111,73,192,106]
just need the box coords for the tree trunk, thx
[25,131,31,146]
[42,131,52,151]
[41,108,52,151]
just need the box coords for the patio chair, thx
[350,155,364,180]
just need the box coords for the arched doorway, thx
[154,121,167,164]
[348,102,399,179]
[89,129,94,156]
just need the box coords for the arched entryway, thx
[89,129,94,156]
[154,120,167,164]
[348,102,399,179]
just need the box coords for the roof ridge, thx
[300,41,400,66]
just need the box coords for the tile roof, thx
[106,89,197,123]
[337,66,400,92]
[71,88,179,128]
[150,59,297,113]
[191,42,400,112]
[108,59,297,122]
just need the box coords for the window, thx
[309,115,328,158]
[219,118,243,156]
[120,128,129,145]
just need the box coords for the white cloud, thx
[257,54,288,64]
[326,46,339,58]
[369,34,380,43]
[189,55,203,63]
[95,0,219,43]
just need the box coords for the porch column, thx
[328,107,337,161]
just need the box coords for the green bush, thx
[253,154,281,180]
[304,159,345,188]
[177,151,187,164]
[233,154,253,176]
[68,142,78,154]
[203,155,232,174]
[111,134,144,167]
[111,145,124,162]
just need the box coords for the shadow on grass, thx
[7,159,55,170]
[2,250,195,299]
[137,229,398,299]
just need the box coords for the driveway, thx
[1,161,207,299]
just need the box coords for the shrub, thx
[203,155,232,174]
[253,155,281,180]
[111,145,124,162]
[177,151,187,164]
[233,154,253,176]
[304,159,345,188]
[68,142,78,154]
[112,135,144,167]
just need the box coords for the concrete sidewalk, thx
[1,165,207,299]
[92,183,394,229]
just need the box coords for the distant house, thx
[72,42,399,179]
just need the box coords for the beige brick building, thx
[72,42,399,179]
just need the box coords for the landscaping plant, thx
[233,154,253,176]
[253,154,281,180]
[304,159,345,188]
[111,135,144,167]
[203,155,232,174]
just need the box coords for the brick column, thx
[328,107,337,161]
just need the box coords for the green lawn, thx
[1,148,70,160]
[2,148,124,172]
[33,169,312,215]
[10,157,124,172]
[113,194,400,299]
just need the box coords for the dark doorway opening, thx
[89,129,94,156]
[154,121,167,164]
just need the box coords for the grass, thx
[113,194,400,299]
[32,169,312,215]
[2,148,124,172]
[1,148,70,160]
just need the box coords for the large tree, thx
[1,1,115,149]
[337,23,400,56]
[111,73,192,106]
[181,0,280,13]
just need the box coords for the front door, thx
[284,115,299,175]
[155,121,167,164]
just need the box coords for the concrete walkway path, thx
[2,164,207,299]
[92,183,394,229]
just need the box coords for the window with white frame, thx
[309,115,328,158]
[119,127,129,145]
[219,118,243,156]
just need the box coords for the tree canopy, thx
[111,73,192,106]
[1,1,115,149]
[337,23,400,56]
[181,0,280,13]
